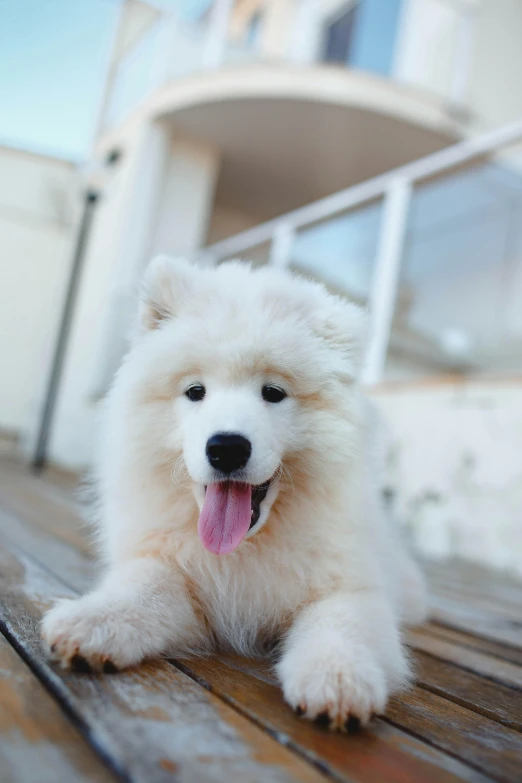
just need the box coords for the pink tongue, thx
[198,482,252,555]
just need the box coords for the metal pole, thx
[363,179,412,386]
[32,190,99,472]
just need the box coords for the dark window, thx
[322,0,403,75]
[322,3,359,64]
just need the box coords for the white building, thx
[3,1,522,572]
[0,145,79,456]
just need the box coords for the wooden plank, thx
[414,623,522,667]
[413,650,522,732]
[431,585,522,623]
[0,461,90,555]
[0,634,117,783]
[429,592,522,650]
[0,501,491,783]
[425,560,522,608]
[3,486,521,697]
[386,688,522,783]
[407,629,522,690]
[0,538,326,783]
[1,462,520,783]
[0,486,496,783]
[41,462,81,494]
[429,576,522,617]
[183,655,492,783]
[0,505,95,593]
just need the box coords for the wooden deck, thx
[0,458,521,783]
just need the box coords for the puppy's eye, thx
[185,384,206,402]
[262,384,287,403]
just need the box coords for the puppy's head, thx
[124,257,366,554]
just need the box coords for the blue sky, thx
[0,0,209,161]
[0,0,122,160]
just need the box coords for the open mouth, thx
[198,479,272,555]
[249,480,271,528]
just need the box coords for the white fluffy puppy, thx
[42,257,426,730]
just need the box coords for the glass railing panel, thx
[291,200,384,304]
[386,145,522,379]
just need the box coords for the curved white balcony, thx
[101,0,474,138]
[97,0,473,220]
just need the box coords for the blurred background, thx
[1,0,521,576]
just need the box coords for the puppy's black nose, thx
[206,433,252,474]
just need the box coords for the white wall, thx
[0,146,78,445]
[150,133,220,256]
[468,0,522,130]
[373,379,522,578]
[394,0,522,127]
[393,0,469,100]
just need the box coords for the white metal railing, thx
[195,117,522,385]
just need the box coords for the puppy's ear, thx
[315,297,368,380]
[139,256,196,330]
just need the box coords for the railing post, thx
[269,223,295,268]
[203,0,235,69]
[363,179,412,386]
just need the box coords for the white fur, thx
[42,257,427,728]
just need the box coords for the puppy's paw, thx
[41,597,150,673]
[277,645,388,730]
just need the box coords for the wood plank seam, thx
[0,544,329,781]
[414,680,522,733]
[173,659,337,782]
[379,712,503,783]
[0,633,118,783]
[0,528,494,783]
[0,537,330,783]
[409,645,522,693]
[182,655,497,783]
[0,622,131,783]
[419,625,522,667]
[177,636,522,774]
[1,465,521,782]
[428,620,522,655]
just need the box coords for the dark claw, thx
[345,715,361,733]
[70,653,92,673]
[103,659,118,674]
[315,710,332,728]
[295,705,305,716]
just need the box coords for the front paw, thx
[41,597,149,673]
[277,645,388,730]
